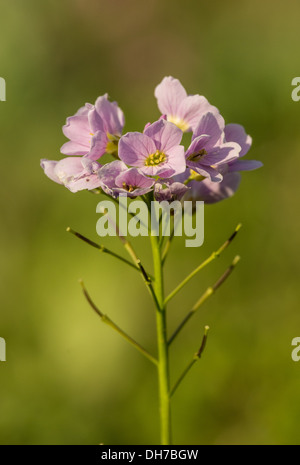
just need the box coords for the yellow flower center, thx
[122,183,136,193]
[189,169,205,181]
[168,115,190,132]
[184,170,206,185]
[145,150,166,166]
[105,133,120,155]
[187,149,207,162]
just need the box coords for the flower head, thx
[223,124,263,173]
[183,171,242,205]
[119,119,186,178]
[178,119,263,205]
[154,181,190,202]
[96,160,128,197]
[155,76,219,132]
[185,112,241,182]
[41,78,262,203]
[114,168,155,198]
[96,161,155,198]
[61,94,125,160]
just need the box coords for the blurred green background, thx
[0,0,300,445]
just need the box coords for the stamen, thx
[187,149,207,162]
[145,150,166,166]
[168,115,190,132]
[189,170,205,182]
[122,182,136,193]
[106,133,119,155]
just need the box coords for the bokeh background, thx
[0,0,299,445]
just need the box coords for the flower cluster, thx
[41,77,262,203]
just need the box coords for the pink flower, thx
[97,160,128,196]
[154,76,219,132]
[96,161,155,198]
[185,112,241,182]
[118,119,186,178]
[223,124,262,173]
[177,120,263,204]
[40,157,102,193]
[154,181,190,202]
[183,171,242,204]
[113,168,155,198]
[41,79,262,202]
[61,95,125,161]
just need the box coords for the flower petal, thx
[88,107,105,134]
[185,172,241,204]
[185,135,211,158]
[75,103,94,116]
[228,159,263,172]
[119,132,156,166]
[86,131,108,161]
[112,186,153,198]
[154,76,187,116]
[40,159,62,184]
[94,94,125,136]
[98,160,128,189]
[115,168,155,189]
[192,112,225,147]
[54,157,85,184]
[177,95,220,132]
[144,119,183,152]
[191,165,223,183]
[224,124,252,157]
[154,182,189,202]
[62,115,91,145]
[163,145,186,176]
[67,174,102,193]
[60,141,90,156]
[202,142,241,166]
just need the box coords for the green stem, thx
[105,212,158,304]
[80,280,158,366]
[170,326,210,397]
[168,255,241,345]
[66,227,141,273]
[150,233,172,445]
[164,223,242,305]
